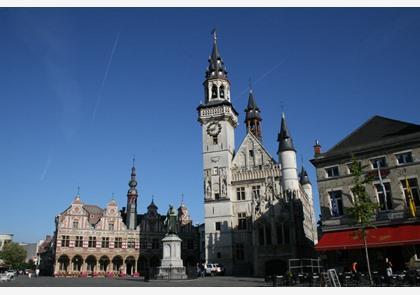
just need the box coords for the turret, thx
[126,163,138,230]
[244,87,262,141]
[299,166,312,198]
[277,112,299,193]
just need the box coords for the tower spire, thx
[277,112,295,153]
[126,161,138,230]
[206,29,228,80]
[244,82,262,141]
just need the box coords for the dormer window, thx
[211,85,218,98]
[73,221,79,229]
[220,85,225,98]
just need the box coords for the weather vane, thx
[132,155,136,166]
[211,28,217,41]
[77,186,80,195]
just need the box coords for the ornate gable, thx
[232,132,276,170]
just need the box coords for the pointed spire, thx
[205,29,228,79]
[277,112,296,153]
[245,81,262,140]
[300,166,311,185]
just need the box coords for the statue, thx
[164,205,178,235]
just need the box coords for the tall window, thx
[252,186,261,199]
[328,190,344,217]
[114,237,122,248]
[219,85,225,98]
[325,166,339,178]
[371,157,387,169]
[238,212,247,230]
[88,236,96,248]
[258,227,264,245]
[249,150,254,158]
[211,85,218,98]
[265,225,272,245]
[108,223,114,231]
[61,235,70,247]
[396,152,414,165]
[101,237,110,248]
[215,222,221,231]
[75,236,83,248]
[72,221,79,229]
[236,187,245,200]
[215,193,220,200]
[187,239,194,250]
[276,224,284,245]
[128,238,135,249]
[235,243,244,261]
[152,239,159,249]
[375,183,393,211]
[401,178,420,207]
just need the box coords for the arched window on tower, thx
[219,85,225,98]
[211,85,218,99]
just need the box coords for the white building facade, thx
[197,32,318,276]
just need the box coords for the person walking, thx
[35,268,40,278]
[385,258,393,286]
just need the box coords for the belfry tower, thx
[197,30,238,271]
[126,162,138,230]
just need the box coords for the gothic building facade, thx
[197,32,318,276]
[53,165,200,277]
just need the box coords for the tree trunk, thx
[362,229,373,286]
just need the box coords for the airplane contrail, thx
[92,32,120,122]
[40,154,53,181]
[238,56,289,98]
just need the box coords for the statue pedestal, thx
[157,234,188,280]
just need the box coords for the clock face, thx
[207,122,221,136]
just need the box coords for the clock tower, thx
[197,31,238,272]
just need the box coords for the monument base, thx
[156,266,188,280]
[156,233,188,280]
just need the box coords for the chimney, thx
[314,139,321,156]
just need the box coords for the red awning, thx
[315,224,420,251]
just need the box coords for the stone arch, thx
[72,255,83,271]
[86,255,97,272]
[58,255,70,271]
[112,255,123,272]
[211,84,218,98]
[219,85,225,98]
[99,255,110,272]
[125,256,136,276]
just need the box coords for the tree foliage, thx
[346,156,379,286]
[347,158,378,227]
[0,242,27,269]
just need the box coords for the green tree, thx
[0,242,27,270]
[347,157,379,286]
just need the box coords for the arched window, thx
[211,85,218,98]
[220,85,225,98]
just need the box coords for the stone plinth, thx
[157,234,188,280]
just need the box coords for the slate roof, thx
[325,115,420,156]
[277,113,296,153]
[83,204,104,225]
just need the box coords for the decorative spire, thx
[277,112,296,153]
[205,29,228,79]
[245,81,262,141]
[300,166,311,185]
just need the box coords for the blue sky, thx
[1,8,420,243]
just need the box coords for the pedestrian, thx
[385,257,393,286]
[200,263,205,277]
[35,268,40,278]
[351,261,360,284]
[196,263,201,278]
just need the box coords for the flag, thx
[405,177,416,217]
[377,161,388,209]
